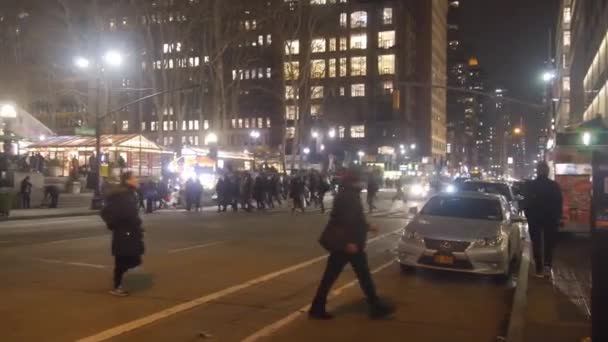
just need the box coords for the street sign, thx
[75,127,96,136]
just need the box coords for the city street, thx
[0,196,514,342]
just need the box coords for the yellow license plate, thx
[434,255,454,265]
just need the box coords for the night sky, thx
[460,0,559,143]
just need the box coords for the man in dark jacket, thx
[524,161,563,278]
[20,176,32,209]
[290,175,305,213]
[101,172,145,297]
[367,176,380,213]
[310,170,394,320]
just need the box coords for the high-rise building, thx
[1,0,448,168]
[555,0,608,128]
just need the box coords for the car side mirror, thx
[408,206,419,216]
[511,215,527,224]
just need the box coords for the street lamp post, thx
[249,130,260,170]
[74,51,123,209]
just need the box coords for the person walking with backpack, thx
[310,169,394,319]
[101,172,145,297]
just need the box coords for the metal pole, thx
[91,75,103,209]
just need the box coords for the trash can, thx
[0,189,12,217]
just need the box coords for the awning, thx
[26,134,173,154]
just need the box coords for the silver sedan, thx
[397,191,524,279]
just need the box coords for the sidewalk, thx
[519,233,591,341]
[3,207,99,221]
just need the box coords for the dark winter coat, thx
[523,176,563,227]
[101,186,145,257]
[321,187,370,251]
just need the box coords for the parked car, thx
[457,180,521,214]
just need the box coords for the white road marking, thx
[43,236,104,245]
[0,217,95,229]
[167,241,225,254]
[76,229,399,342]
[241,259,396,342]
[33,258,107,269]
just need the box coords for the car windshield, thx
[421,196,503,221]
[459,182,512,201]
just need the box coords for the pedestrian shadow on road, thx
[124,272,155,292]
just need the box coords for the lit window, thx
[267,67,272,78]
[329,58,337,77]
[259,35,264,45]
[378,31,395,49]
[286,127,296,138]
[310,59,326,78]
[194,136,199,145]
[151,121,158,131]
[285,85,298,99]
[350,56,367,76]
[340,13,347,27]
[311,0,326,5]
[141,122,146,131]
[339,57,347,76]
[351,83,365,97]
[378,54,395,75]
[182,121,188,131]
[245,20,250,30]
[285,40,300,55]
[339,37,348,51]
[238,118,243,128]
[351,125,365,138]
[286,106,298,120]
[232,119,237,128]
[311,104,321,117]
[339,86,345,96]
[266,34,272,44]
[382,80,394,94]
[163,121,169,131]
[204,120,209,130]
[232,70,237,80]
[311,86,324,99]
[338,125,345,138]
[351,11,367,28]
[284,61,300,80]
[122,120,129,131]
[383,8,393,25]
[563,30,571,47]
[563,76,570,92]
[189,120,194,130]
[252,69,257,79]
[311,38,326,53]
[194,120,200,130]
[244,118,250,128]
[267,118,271,128]
[350,33,367,49]
[258,118,263,128]
[564,7,571,24]
[329,38,337,51]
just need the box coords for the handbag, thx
[318,223,347,252]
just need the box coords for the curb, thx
[1,210,100,221]
[506,234,532,342]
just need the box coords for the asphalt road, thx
[0,194,514,342]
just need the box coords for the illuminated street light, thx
[513,127,522,135]
[320,144,325,151]
[357,151,365,158]
[542,71,556,82]
[328,129,336,139]
[249,130,261,139]
[582,131,592,146]
[399,144,405,149]
[410,144,416,150]
[103,50,124,67]
[0,104,17,118]
[311,131,319,138]
[205,132,219,145]
[74,56,90,69]
[303,147,311,155]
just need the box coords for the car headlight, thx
[471,236,504,248]
[445,184,456,193]
[402,229,424,244]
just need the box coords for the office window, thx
[286,127,296,138]
[329,58,337,77]
[285,40,300,55]
[151,121,158,131]
[350,56,367,76]
[311,0,326,4]
[339,37,348,51]
[338,125,345,138]
[351,11,367,28]
[329,38,337,51]
[311,38,326,53]
[378,31,395,49]
[351,125,365,138]
[194,120,200,130]
[339,57,347,76]
[351,83,365,97]
[258,117,263,128]
[163,121,169,131]
[311,104,321,117]
[350,33,367,49]
[204,120,209,130]
[286,85,299,99]
[259,35,264,46]
[189,120,194,130]
[267,67,272,78]
[286,105,298,120]
[378,54,395,74]
[266,34,272,44]
[382,80,394,94]
[310,59,326,78]
[563,30,571,47]
[340,13,347,28]
[563,76,570,92]
[267,117,271,128]
[122,120,129,131]
[244,118,250,128]
[182,121,188,131]
[339,86,345,96]
[311,86,324,99]
[284,61,300,80]
[564,7,571,24]
[383,8,393,25]
[193,136,199,145]
[141,122,146,132]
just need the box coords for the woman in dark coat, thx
[101,172,145,297]
[310,170,394,319]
